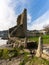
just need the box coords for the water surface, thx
[0,37,8,46]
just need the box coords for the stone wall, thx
[8,9,27,38]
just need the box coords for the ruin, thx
[36,36,43,57]
[7,9,27,47]
[8,9,27,38]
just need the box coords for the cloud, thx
[0,0,17,31]
[27,14,32,24]
[0,0,31,31]
[0,0,32,31]
[1,0,49,31]
[28,10,49,30]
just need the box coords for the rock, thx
[36,36,43,57]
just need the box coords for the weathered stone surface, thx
[8,9,27,38]
[36,36,43,57]
[7,9,27,47]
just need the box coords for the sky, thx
[0,0,49,31]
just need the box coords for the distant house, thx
[27,30,40,37]
[0,30,8,39]
[39,30,47,35]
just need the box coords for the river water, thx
[0,37,8,46]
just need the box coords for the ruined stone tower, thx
[8,9,27,38]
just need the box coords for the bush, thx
[13,47,20,57]
[2,48,9,59]
[0,49,3,58]
[19,45,24,50]
[19,60,25,65]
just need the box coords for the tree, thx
[43,24,49,34]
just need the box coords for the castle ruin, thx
[8,9,27,38]
[7,9,27,47]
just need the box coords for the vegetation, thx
[19,51,30,65]
[43,24,49,34]
[42,35,49,44]
[19,53,49,65]
[0,49,3,58]
[2,48,9,59]
[28,36,39,42]
[0,46,49,65]
[28,56,49,65]
[0,47,20,59]
[0,34,49,64]
[28,34,49,44]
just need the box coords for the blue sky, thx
[0,0,49,30]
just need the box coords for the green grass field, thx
[28,35,49,44]
[19,53,49,65]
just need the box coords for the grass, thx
[19,49,49,65]
[28,36,39,42]
[42,35,49,44]
[29,56,49,65]
[28,34,49,44]
[0,46,49,65]
[0,47,21,59]
[19,53,49,65]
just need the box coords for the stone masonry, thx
[8,9,27,38]
[36,36,43,57]
[7,9,27,47]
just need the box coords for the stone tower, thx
[8,9,27,38]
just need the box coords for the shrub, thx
[2,48,9,59]
[19,45,24,50]
[13,47,20,57]
[0,49,3,58]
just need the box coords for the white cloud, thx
[27,14,31,24]
[28,10,49,30]
[0,0,17,31]
[0,0,30,31]
[1,0,49,31]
